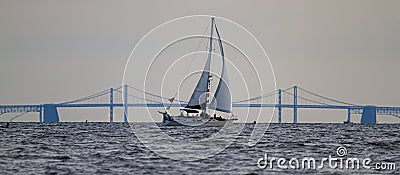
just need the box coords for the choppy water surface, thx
[1,122,399,174]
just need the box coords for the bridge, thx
[1,85,399,124]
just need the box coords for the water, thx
[1,122,399,174]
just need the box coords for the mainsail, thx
[185,18,214,110]
[185,18,232,113]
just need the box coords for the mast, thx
[204,17,215,115]
[185,17,214,113]
[185,17,232,115]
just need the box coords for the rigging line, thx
[194,22,210,56]
[185,21,211,74]
[9,112,29,122]
[169,21,211,102]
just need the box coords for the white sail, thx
[162,18,236,127]
[209,23,232,113]
[185,18,214,110]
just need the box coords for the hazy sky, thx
[1,0,399,123]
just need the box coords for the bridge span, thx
[1,85,399,124]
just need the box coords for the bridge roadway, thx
[1,103,399,119]
[0,103,358,112]
[1,85,399,123]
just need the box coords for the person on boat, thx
[159,111,171,121]
[5,122,9,128]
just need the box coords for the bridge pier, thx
[278,89,282,124]
[123,85,128,123]
[293,86,298,124]
[110,88,113,123]
[4,85,399,123]
[347,108,351,123]
[361,106,376,124]
[39,105,43,123]
[43,104,59,122]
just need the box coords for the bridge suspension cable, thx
[58,89,110,105]
[9,112,29,122]
[297,87,357,106]
[232,90,278,104]
[113,88,163,104]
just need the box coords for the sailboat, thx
[160,17,237,126]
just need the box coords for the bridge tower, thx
[123,85,128,123]
[109,88,113,123]
[278,89,282,124]
[293,86,298,124]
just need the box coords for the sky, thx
[1,0,399,123]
